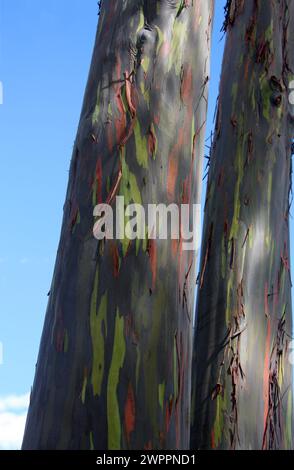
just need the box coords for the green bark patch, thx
[90,270,108,397]
[107,309,126,450]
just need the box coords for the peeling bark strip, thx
[22,1,213,450]
[191,0,293,450]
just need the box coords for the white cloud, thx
[0,393,29,450]
[0,412,27,450]
[0,393,29,412]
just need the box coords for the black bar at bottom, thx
[0,450,293,466]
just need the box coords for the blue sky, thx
[0,0,291,449]
[0,0,98,448]
[0,0,225,400]
[0,0,97,397]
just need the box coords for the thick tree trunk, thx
[22,0,213,450]
[191,0,294,450]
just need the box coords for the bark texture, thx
[22,0,213,450]
[191,0,294,450]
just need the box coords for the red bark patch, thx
[148,125,157,158]
[167,130,184,200]
[161,41,170,58]
[263,319,271,434]
[120,119,136,149]
[211,429,216,449]
[174,332,186,448]
[110,242,120,278]
[104,0,115,34]
[95,159,103,204]
[106,124,114,153]
[256,39,273,71]
[217,167,224,188]
[154,114,160,126]
[54,308,65,353]
[115,85,127,143]
[147,239,157,290]
[70,204,79,231]
[281,242,290,271]
[124,72,136,118]
[56,329,65,353]
[124,383,135,446]
[180,65,193,106]
[182,175,191,205]
[244,57,250,81]
[165,397,173,434]
[106,167,122,205]
[144,441,153,450]
[193,0,201,30]
[171,239,179,257]
[167,155,178,200]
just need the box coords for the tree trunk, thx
[191,0,294,450]
[22,0,213,450]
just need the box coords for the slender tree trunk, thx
[22,0,213,450]
[191,0,294,450]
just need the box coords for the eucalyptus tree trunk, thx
[22,0,213,450]
[191,0,294,450]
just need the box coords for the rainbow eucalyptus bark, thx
[22,0,213,450]
[191,0,294,450]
